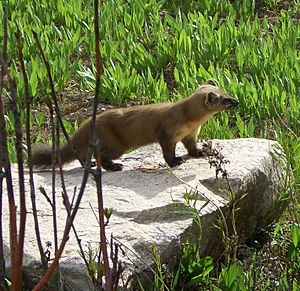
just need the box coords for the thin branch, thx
[32,30,84,167]
[32,153,93,290]
[56,147,93,282]
[50,106,58,252]
[52,108,62,289]
[0,3,20,290]
[8,74,27,288]
[39,187,53,208]
[1,3,7,62]
[110,237,123,290]
[33,0,106,288]
[0,2,7,286]
[32,48,95,291]
[15,26,48,269]
[93,0,111,288]
[112,236,170,290]
[0,165,4,287]
[94,165,111,288]
[166,164,229,239]
[61,185,100,287]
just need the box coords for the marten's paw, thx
[108,162,124,171]
[102,160,124,171]
[168,156,185,167]
[188,148,204,157]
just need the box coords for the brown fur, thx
[31,80,238,171]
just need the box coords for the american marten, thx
[32,80,238,171]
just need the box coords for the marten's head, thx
[198,80,239,113]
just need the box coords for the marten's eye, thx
[207,92,219,103]
[205,92,220,109]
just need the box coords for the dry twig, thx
[0,3,21,290]
[15,26,48,270]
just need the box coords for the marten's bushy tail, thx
[31,143,77,168]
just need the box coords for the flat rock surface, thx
[2,138,287,288]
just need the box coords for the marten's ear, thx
[205,91,220,109]
[205,79,218,87]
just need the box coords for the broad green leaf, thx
[173,67,180,83]
[291,224,300,247]
[29,72,38,97]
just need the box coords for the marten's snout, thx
[222,97,239,109]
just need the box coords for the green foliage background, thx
[1,0,299,164]
[0,0,299,288]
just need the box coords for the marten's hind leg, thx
[97,135,125,171]
[101,155,123,171]
[80,145,120,170]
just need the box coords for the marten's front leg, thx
[158,132,184,167]
[182,131,203,157]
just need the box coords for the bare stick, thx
[39,187,53,208]
[52,115,59,255]
[0,172,4,288]
[33,0,106,287]
[110,237,123,290]
[15,26,48,269]
[56,137,101,287]
[61,186,100,287]
[112,236,170,290]
[32,31,84,167]
[0,3,7,286]
[0,3,21,290]
[93,0,111,288]
[94,165,111,288]
[32,153,93,290]
[0,169,4,287]
[33,37,96,291]
[52,108,63,288]
[8,75,27,288]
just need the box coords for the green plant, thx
[1,0,300,289]
[150,245,166,290]
[287,224,300,276]
[172,243,214,289]
[33,112,46,144]
[83,242,103,284]
[216,262,247,291]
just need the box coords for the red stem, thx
[93,0,111,288]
